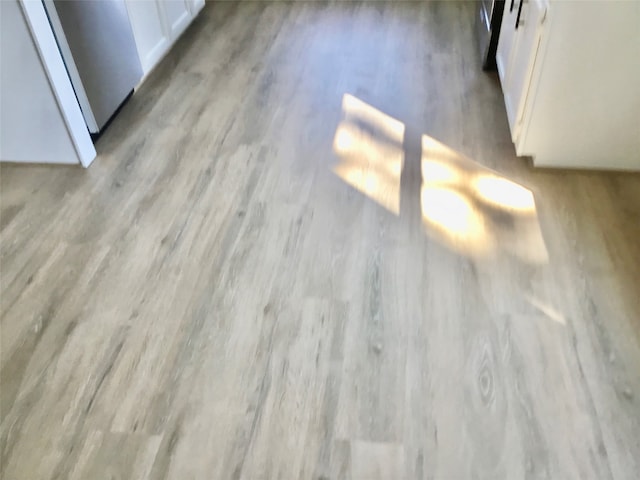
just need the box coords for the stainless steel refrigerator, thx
[476,0,505,71]
[44,0,143,133]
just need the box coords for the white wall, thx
[0,0,94,165]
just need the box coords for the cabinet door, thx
[161,0,192,40]
[506,0,546,139]
[497,0,547,141]
[496,0,519,82]
[126,0,170,74]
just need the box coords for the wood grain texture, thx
[1,1,639,479]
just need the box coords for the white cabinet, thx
[495,0,518,82]
[125,0,205,76]
[496,1,640,170]
[188,0,206,16]
[125,1,169,74]
[162,0,191,39]
[496,0,547,146]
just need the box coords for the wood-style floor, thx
[2,2,640,479]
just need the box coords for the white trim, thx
[19,0,96,167]
[158,0,191,42]
[141,36,171,75]
[188,0,205,16]
[170,10,192,40]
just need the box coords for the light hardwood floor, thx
[1,2,640,479]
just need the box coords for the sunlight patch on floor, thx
[331,95,404,215]
[420,185,493,256]
[342,93,405,144]
[331,94,549,265]
[525,294,566,324]
[473,176,536,213]
[420,134,548,264]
